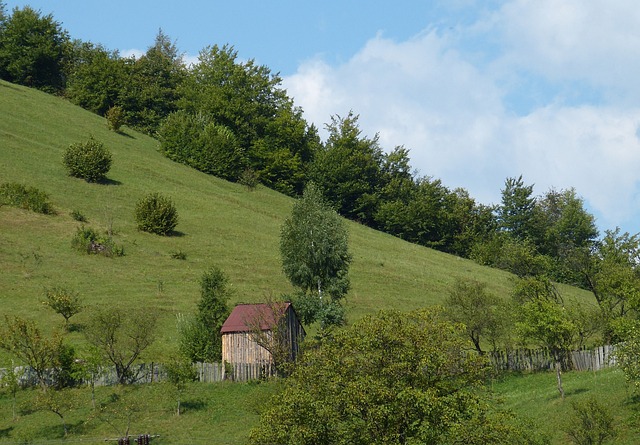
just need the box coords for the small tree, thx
[444,279,505,354]
[515,278,576,399]
[63,136,112,182]
[0,362,23,421]
[178,266,231,362]
[43,287,83,330]
[85,307,157,384]
[280,182,351,328]
[0,316,62,389]
[612,321,640,389]
[134,192,178,235]
[164,353,198,415]
[105,105,125,132]
[565,397,616,445]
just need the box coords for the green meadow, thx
[2,80,636,444]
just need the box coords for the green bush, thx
[134,193,178,235]
[63,136,112,182]
[70,209,87,222]
[105,106,125,132]
[0,182,55,214]
[71,226,123,257]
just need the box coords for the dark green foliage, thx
[69,209,87,222]
[0,6,69,92]
[175,44,316,193]
[280,183,351,327]
[65,42,126,115]
[71,225,123,257]
[499,175,539,241]
[239,167,259,190]
[134,192,178,235]
[105,105,125,131]
[564,397,615,445]
[179,266,231,362]
[0,182,55,214]
[63,136,112,182]
[250,309,539,445]
[310,112,383,221]
[118,30,186,134]
[158,110,246,181]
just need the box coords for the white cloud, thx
[284,1,640,234]
[493,0,640,102]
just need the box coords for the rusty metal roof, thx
[220,302,292,334]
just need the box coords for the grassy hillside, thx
[0,79,593,357]
[0,81,632,445]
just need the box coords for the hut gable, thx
[220,302,305,366]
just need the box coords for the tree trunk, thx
[555,359,565,399]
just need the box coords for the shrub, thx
[0,182,55,214]
[134,193,178,235]
[70,209,87,222]
[170,250,187,260]
[63,136,112,182]
[565,397,615,445]
[239,168,259,190]
[71,226,123,257]
[105,106,125,132]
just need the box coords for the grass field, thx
[0,80,619,444]
[0,79,594,358]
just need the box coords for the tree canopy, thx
[250,308,543,445]
[280,182,351,327]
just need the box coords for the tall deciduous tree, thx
[250,308,541,445]
[310,112,384,222]
[119,29,186,134]
[0,6,69,91]
[280,182,351,327]
[65,41,127,115]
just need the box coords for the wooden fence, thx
[0,361,276,388]
[490,345,615,373]
[0,345,615,388]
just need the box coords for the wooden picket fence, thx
[0,345,614,388]
[0,361,276,388]
[490,345,615,373]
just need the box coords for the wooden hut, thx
[220,302,305,365]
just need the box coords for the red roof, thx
[220,302,292,334]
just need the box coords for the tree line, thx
[2,4,637,290]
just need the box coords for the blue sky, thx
[7,0,640,235]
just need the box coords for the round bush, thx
[134,193,178,235]
[63,137,112,182]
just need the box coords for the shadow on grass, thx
[564,387,590,397]
[114,130,135,139]
[0,426,14,438]
[67,322,83,333]
[96,178,123,186]
[181,399,208,412]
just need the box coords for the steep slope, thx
[0,80,593,355]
